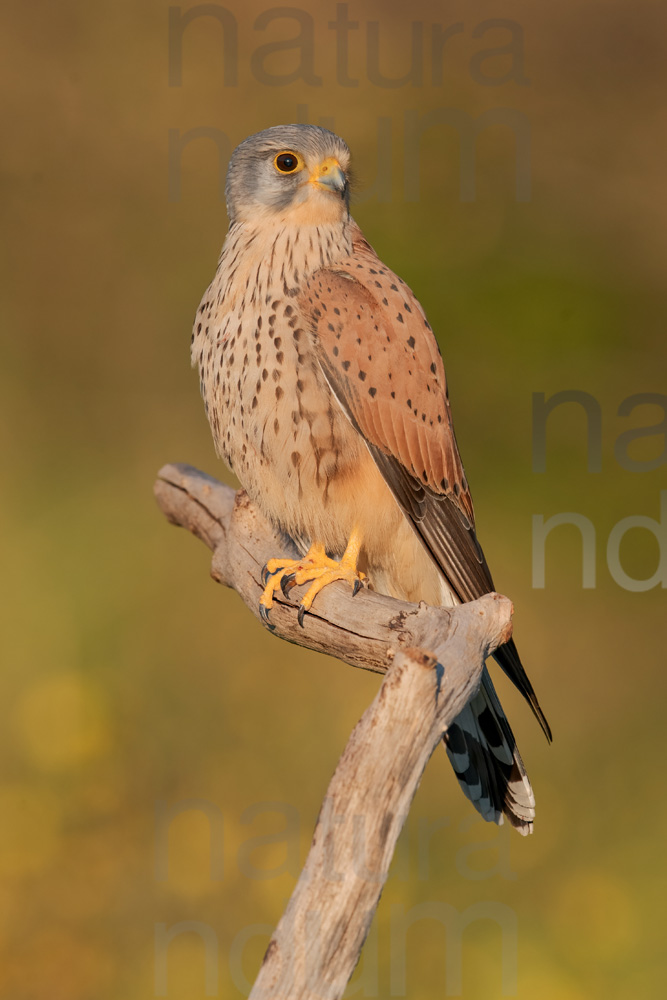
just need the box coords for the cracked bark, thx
[154,462,514,999]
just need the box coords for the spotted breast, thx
[193,219,387,551]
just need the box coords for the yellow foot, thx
[259,533,366,627]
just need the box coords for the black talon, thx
[259,602,272,624]
[353,578,363,597]
[297,605,307,628]
[281,573,297,598]
[261,565,271,586]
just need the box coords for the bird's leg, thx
[292,526,366,626]
[259,529,366,625]
[259,542,337,622]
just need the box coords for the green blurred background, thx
[2,1,666,997]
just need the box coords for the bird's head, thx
[225,125,351,226]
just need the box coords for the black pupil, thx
[277,153,297,172]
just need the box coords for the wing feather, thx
[298,241,551,742]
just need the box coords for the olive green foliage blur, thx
[2,1,666,997]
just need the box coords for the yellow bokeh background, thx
[2,1,666,997]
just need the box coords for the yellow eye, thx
[274,151,303,174]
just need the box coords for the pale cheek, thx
[279,187,347,226]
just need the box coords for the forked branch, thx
[154,462,513,999]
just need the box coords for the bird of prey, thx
[191,124,551,834]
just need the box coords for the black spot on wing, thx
[445,723,467,757]
[477,706,506,750]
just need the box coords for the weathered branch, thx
[154,462,513,999]
[154,463,512,675]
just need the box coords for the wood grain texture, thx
[154,463,512,676]
[153,461,514,999]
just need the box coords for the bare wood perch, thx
[154,462,513,1000]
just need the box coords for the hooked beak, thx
[309,157,347,197]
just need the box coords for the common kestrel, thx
[191,125,550,833]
